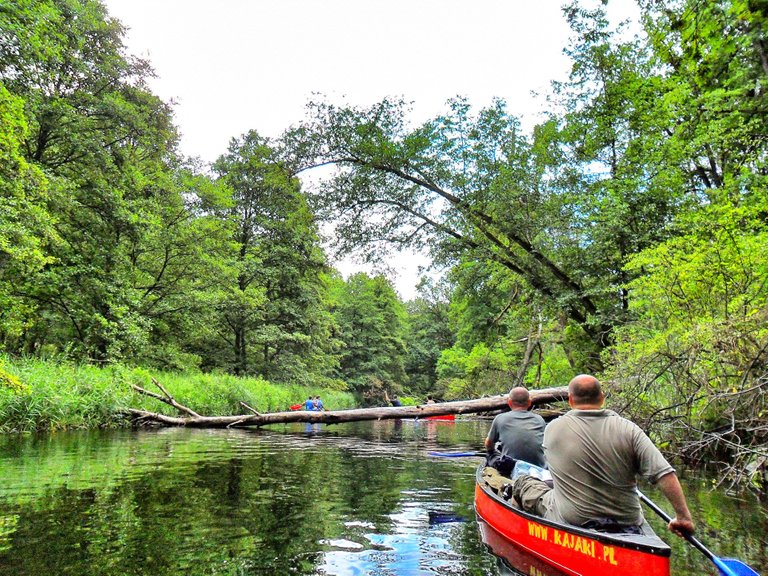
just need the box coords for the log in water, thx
[127,379,568,428]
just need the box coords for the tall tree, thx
[211,131,335,382]
[330,273,408,399]
[639,0,768,199]
[552,2,690,323]
[402,279,455,395]
[0,84,57,346]
[555,0,768,481]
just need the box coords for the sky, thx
[102,0,636,300]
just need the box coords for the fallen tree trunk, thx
[126,379,568,428]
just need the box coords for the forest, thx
[0,0,766,487]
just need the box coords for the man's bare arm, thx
[656,472,695,537]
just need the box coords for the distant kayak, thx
[424,414,455,421]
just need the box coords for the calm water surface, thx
[0,419,765,575]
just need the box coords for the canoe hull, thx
[474,467,671,576]
[478,516,571,576]
[424,414,455,421]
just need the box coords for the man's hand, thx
[668,516,695,538]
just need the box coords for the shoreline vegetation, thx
[0,354,356,434]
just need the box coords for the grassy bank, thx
[0,355,356,433]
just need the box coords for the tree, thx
[0,83,57,346]
[639,0,768,199]
[0,0,229,364]
[551,1,690,327]
[599,0,768,482]
[607,203,768,483]
[330,273,408,399]
[402,278,455,395]
[281,97,620,371]
[210,131,336,383]
[545,0,768,484]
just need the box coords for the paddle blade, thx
[427,451,485,458]
[717,557,760,576]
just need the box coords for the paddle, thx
[428,450,486,458]
[637,490,760,576]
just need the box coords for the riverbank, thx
[0,355,356,433]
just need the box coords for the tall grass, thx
[0,354,355,433]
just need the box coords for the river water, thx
[0,419,764,575]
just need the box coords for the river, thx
[0,419,764,575]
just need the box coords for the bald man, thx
[484,386,546,467]
[514,375,695,538]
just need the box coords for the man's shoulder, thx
[520,410,546,424]
[579,409,645,438]
[508,410,546,427]
[490,411,512,424]
[501,410,538,419]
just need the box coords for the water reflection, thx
[318,498,469,576]
[0,422,764,575]
[305,422,323,436]
[477,519,569,576]
[0,422,497,576]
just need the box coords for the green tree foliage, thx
[209,131,338,384]
[0,84,57,341]
[436,259,580,398]
[402,279,455,395]
[639,0,768,199]
[607,204,768,481]
[0,0,230,365]
[281,96,619,371]
[330,273,407,400]
[552,2,691,325]
[558,0,768,480]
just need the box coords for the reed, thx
[0,355,355,433]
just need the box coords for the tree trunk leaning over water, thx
[127,379,568,428]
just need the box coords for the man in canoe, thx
[513,374,695,538]
[484,386,546,469]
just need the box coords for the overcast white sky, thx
[102,0,636,299]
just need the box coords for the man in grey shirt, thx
[513,374,695,538]
[485,386,546,467]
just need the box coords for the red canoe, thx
[424,414,455,421]
[474,466,672,576]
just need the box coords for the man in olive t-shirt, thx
[485,386,546,467]
[544,404,673,526]
[514,375,695,538]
